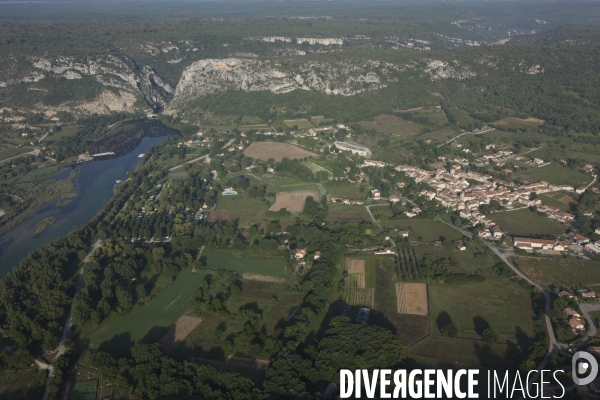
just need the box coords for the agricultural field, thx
[68,379,98,400]
[511,256,600,290]
[325,204,371,222]
[371,256,429,345]
[400,219,464,243]
[323,180,366,200]
[238,124,271,131]
[284,118,314,129]
[87,271,205,357]
[488,208,567,238]
[48,124,80,141]
[359,114,425,138]
[244,142,315,162]
[492,117,545,129]
[428,278,535,338]
[269,189,318,213]
[520,163,592,186]
[0,146,32,162]
[540,191,577,213]
[204,250,288,279]
[396,282,428,315]
[407,335,520,370]
[343,257,376,308]
[310,115,333,126]
[301,160,331,176]
[208,193,268,225]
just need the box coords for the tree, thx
[441,323,460,337]
[481,328,500,344]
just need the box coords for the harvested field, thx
[344,288,375,308]
[242,273,285,283]
[269,190,318,213]
[159,315,202,352]
[396,282,428,315]
[558,195,577,205]
[244,142,315,162]
[493,117,544,126]
[346,259,366,275]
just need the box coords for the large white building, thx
[334,141,372,159]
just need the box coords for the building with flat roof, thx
[334,141,372,159]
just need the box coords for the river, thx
[0,136,166,278]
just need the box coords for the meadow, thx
[284,118,314,129]
[208,192,268,225]
[87,271,204,357]
[0,146,32,162]
[488,209,566,238]
[428,278,535,337]
[400,219,464,243]
[511,256,600,290]
[323,180,366,200]
[520,163,592,186]
[204,250,287,279]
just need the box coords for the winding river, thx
[0,136,166,278]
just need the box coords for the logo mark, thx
[572,351,599,385]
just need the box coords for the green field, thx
[489,209,566,237]
[521,163,592,186]
[284,118,314,129]
[539,191,576,212]
[511,256,600,290]
[204,250,287,278]
[301,160,331,176]
[208,192,268,225]
[428,278,535,337]
[49,124,80,141]
[68,379,98,400]
[0,146,32,161]
[324,180,366,200]
[407,335,520,370]
[396,220,464,243]
[87,271,204,356]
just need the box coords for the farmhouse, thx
[558,291,573,299]
[399,230,410,237]
[563,308,580,319]
[513,237,569,251]
[334,141,372,159]
[490,225,503,239]
[374,246,394,255]
[568,317,585,332]
[294,248,307,259]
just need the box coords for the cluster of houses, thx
[474,150,514,166]
[394,164,578,230]
[514,237,569,252]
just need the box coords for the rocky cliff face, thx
[0,54,173,111]
[168,58,402,110]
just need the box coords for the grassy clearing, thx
[208,192,268,225]
[49,124,80,141]
[407,335,520,370]
[488,208,566,237]
[301,160,331,175]
[204,250,287,279]
[310,116,333,126]
[284,118,314,129]
[401,220,463,243]
[323,180,366,199]
[511,256,600,290]
[238,124,271,131]
[68,379,98,400]
[0,146,32,161]
[521,163,592,186]
[87,271,204,357]
[359,115,425,138]
[428,278,534,337]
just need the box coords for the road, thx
[584,174,598,191]
[0,148,41,164]
[436,128,495,148]
[41,239,102,400]
[169,154,209,171]
[365,204,390,229]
